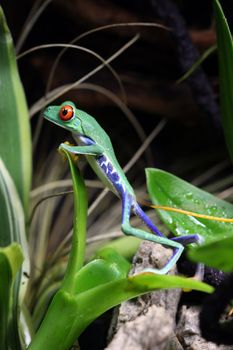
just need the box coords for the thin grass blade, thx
[214,0,233,160]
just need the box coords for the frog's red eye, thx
[59,105,74,121]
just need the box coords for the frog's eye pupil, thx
[59,105,74,121]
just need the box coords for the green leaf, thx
[3,244,24,279]
[0,158,30,296]
[146,168,233,242]
[0,243,24,350]
[189,235,233,272]
[0,158,30,348]
[75,247,130,294]
[28,157,213,350]
[28,274,212,350]
[0,6,31,213]
[71,273,212,338]
[214,0,233,160]
[72,274,213,338]
[96,246,131,272]
[94,236,141,260]
[146,168,233,271]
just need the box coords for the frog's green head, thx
[43,101,83,133]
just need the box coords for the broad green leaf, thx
[75,248,130,294]
[189,235,233,272]
[32,246,132,328]
[0,6,31,212]
[71,273,212,339]
[96,246,131,272]
[0,243,24,350]
[75,259,126,293]
[214,0,233,160]
[95,236,141,260]
[28,274,212,350]
[86,236,141,263]
[146,168,233,242]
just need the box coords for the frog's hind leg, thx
[171,234,201,245]
[133,202,200,245]
[130,200,203,278]
[121,193,184,274]
[132,201,165,237]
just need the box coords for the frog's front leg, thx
[121,193,184,274]
[59,142,104,156]
[133,201,200,246]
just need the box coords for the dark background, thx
[2,0,231,183]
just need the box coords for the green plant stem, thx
[27,290,81,350]
[32,282,61,330]
[28,153,87,349]
[60,151,87,293]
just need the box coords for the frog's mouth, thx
[43,113,62,128]
[42,108,71,131]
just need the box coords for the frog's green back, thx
[43,101,134,196]
[78,109,134,195]
[77,109,114,152]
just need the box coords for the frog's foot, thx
[58,141,79,162]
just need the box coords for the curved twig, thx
[45,22,169,99]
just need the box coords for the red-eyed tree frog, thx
[43,101,199,274]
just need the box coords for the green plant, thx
[2,0,233,349]
[27,150,212,350]
[186,0,233,271]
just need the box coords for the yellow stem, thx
[140,200,233,223]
